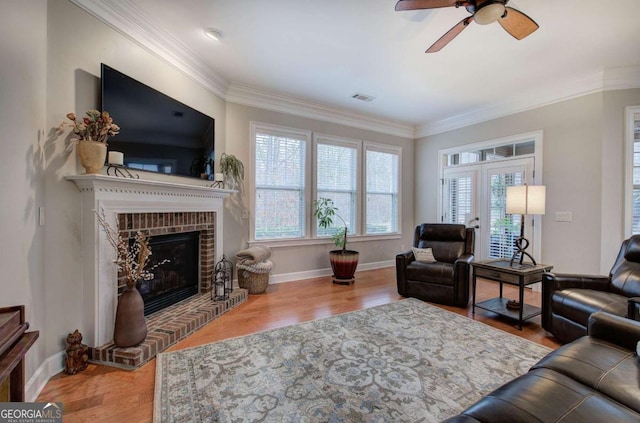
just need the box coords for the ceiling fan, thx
[395,0,539,53]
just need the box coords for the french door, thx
[442,158,535,260]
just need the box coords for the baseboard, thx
[269,260,394,284]
[26,350,65,402]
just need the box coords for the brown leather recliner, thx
[396,224,475,307]
[542,235,640,343]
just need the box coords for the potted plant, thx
[219,153,244,189]
[63,110,120,174]
[313,197,359,284]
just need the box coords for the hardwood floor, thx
[37,267,561,422]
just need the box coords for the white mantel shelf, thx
[66,174,234,347]
[66,174,236,198]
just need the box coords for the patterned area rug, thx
[154,298,552,422]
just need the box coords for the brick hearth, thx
[90,289,247,369]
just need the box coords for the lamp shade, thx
[506,185,546,215]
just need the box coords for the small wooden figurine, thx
[64,329,89,375]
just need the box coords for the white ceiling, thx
[74,0,640,137]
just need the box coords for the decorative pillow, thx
[412,247,436,263]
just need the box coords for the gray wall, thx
[223,103,415,277]
[416,89,640,275]
[601,89,640,270]
[0,0,47,391]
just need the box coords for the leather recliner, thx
[542,235,640,343]
[396,223,475,307]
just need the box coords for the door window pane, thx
[444,175,472,225]
[489,172,524,259]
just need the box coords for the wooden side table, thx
[472,259,553,330]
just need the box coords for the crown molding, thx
[603,65,640,91]
[417,65,640,138]
[68,1,640,141]
[226,82,416,139]
[70,0,229,98]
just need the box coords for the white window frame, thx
[364,142,402,235]
[624,106,640,236]
[249,122,403,247]
[249,122,312,242]
[312,133,362,238]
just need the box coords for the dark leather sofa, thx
[396,224,474,307]
[442,312,640,422]
[541,235,640,343]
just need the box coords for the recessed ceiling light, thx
[204,28,223,41]
[351,93,375,102]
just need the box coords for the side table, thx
[472,259,553,330]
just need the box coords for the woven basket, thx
[237,260,272,294]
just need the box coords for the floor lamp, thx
[506,184,545,266]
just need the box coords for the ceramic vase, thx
[113,284,147,347]
[77,140,107,174]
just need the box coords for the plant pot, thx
[113,284,147,347]
[77,140,107,174]
[329,250,359,285]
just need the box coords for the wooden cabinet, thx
[0,306,39,402]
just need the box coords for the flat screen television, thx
[101,64,215,179]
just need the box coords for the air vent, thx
[351,93,375,102]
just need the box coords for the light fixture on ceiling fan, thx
[395,0,539,53]
[473,1,506,25]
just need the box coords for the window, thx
[253,125,310,240]
[251,122,401,243]
[446,140,534,165]
[626,106,640,235]
[315,135,359,236]
[365,145,400,234]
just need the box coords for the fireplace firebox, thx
[136,231,199,315]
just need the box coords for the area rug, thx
[154,298,552,422]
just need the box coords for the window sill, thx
[248,233,402,248]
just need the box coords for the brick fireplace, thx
[68,175,247,368]
[117,211,216,299]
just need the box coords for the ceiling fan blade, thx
[498,7,539,40]
[395,0,463,11]
[426,16,473,53]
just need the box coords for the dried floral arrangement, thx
[62,110,120,143]
[95,210,167,288]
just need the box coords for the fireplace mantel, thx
[67,174,234,347]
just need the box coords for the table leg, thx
[518,279,525,330]
[472,271,477,315]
